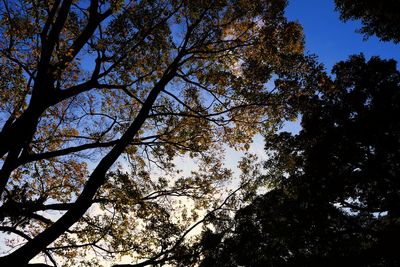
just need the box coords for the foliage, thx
[0,0,314,266]
[200,55,400,266]
[335,0,400,43]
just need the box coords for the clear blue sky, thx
[285,0,400,72]
[280,0,399,134]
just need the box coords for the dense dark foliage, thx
[200,55,400,266]
[335,0,400,43]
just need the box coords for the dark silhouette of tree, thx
[0,0,315,266]
[335,0,400,43]
[200,55,400,266]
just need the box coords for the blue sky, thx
[278,0,400,135]
[285,0,400,72]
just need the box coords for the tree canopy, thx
[335,0,400,43]
[0,0,317,266]
[200,55,400,266]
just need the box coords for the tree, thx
[0,0,313,266]
[335,0,400,43]
[200,55,400,266]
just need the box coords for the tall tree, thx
[200,55,400,266]
[335,0,400,43]
[0,0,312,265]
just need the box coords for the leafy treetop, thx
[335,0,400,43]
[200,55,400,266]
[0,0,315,266]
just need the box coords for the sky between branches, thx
[212,0,400,182]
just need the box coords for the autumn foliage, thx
[0,0,314,266]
